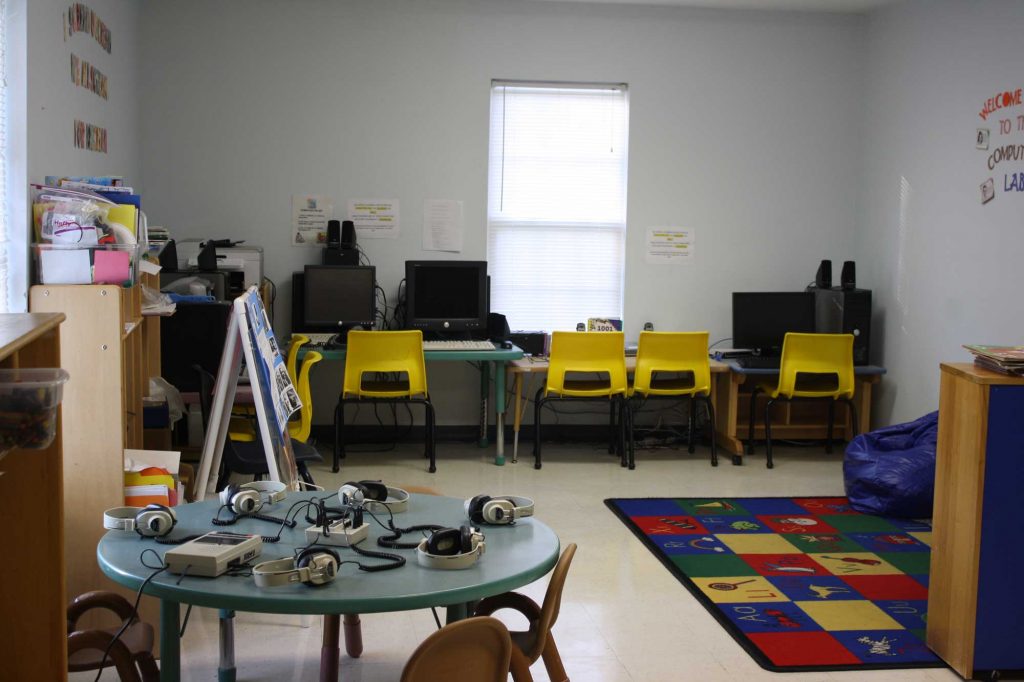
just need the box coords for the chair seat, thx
[67,623,153,672]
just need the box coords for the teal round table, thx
[97,492,560,682]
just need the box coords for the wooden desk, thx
[712,362,885,465]
[507,357,729,463]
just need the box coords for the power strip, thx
[305,519,369,547]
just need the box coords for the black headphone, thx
[416,526,485,570]
[338,481,377,507]
[219,481,287,514]
[253,547,340,587]
[465,495,535,526]
[103,504,178,538]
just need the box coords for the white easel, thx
[194,287,301,499]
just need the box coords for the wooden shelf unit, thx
[0,313,67,682]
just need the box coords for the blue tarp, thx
[843,411,939,518]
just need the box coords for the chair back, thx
[289,350,322,442]
[545,332,627,398]
[286,334,310,383]
[534,543,577,656]
[400,617,513,682]
[776,333,855,399]
[632,331,710,397]
[343,330,429,399]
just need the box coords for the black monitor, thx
[732,291,816,357]
[405,260,488,335]
[303,265,376,330]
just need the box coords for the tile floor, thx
[74,440,959,681]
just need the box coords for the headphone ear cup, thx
[466,495,490,525]
[426,528,461,556]
[359,480,388,501]
[296,548,340,586]
[460,525,474,553]
[138,504,176,536]
[340,481,370,506]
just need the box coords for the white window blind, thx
[487,81,629,332]
[0,0,8,312]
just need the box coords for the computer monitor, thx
[302,265,376,330]
[732,291,816,357]
[404,260,488,335]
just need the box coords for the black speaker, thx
[341,220,357,249]
[327,220,341,248]
[813,288,872,365]
[322,248,359,266]
[841,261,856,289]
[197,241,218,271]
[815,260,832,289]
[158,240,178,272]
[487,312,510,343]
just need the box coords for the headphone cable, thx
[92,558,168,682]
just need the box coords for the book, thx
[963,344,1024,363]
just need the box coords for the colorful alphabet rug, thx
[605,497,944,672]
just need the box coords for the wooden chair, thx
[401,616,533,682]
[473,543,577,682]
[67,590,159,682]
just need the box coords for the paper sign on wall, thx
[423,199,463,252]
[646,228,695,265]
[348,199,399,239]
[292,195,334,246]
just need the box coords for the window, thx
[487,81,629,332]
[0,0,9,311]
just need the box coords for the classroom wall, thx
[138,0,865,426]
[27,1,142,191]
[857,0,1024,424]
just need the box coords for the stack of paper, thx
[963,344,1024,376]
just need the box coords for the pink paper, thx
[92,250,131,284]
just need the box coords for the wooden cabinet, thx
[0,313,67,682]
[927,362,1024,679]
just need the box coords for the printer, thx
[175,239,263,298]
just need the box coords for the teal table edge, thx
[301,344,525,466]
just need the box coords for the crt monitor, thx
[404,260,488,334]
[303,265,376,330]
[732,291,816,356]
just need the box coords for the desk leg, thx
[446,602,471,624]
[479,362,490,448]
[343,613,363,657]
[513,372,524,464]
[160,600,180,682]
[494,361,506,465]
[320,614,341,682]
[218,609,236,682]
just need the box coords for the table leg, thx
[218,609,236,682]
[513,372,524,464]
[446,602,471,624]
[320,614,340,682]
[160,600,180,682]
[343,613,363,658]
[479,362,490,448]
[494,361,506,465]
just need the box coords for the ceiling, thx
[526,0,897,13]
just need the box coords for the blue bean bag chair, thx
[843,411,938,518]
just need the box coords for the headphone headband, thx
[103,506,142,532]
[220,481,288,514]
[253,550,338,587]
[363,485,410,514]
[242,480,287,505]
[416,528,485,570]
[465,495,535,525]
[103,505,177,537]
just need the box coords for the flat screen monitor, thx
[405,260,488,334]
[732,291,816,357]
[303,265,376,329]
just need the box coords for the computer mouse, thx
[500,340,513,350]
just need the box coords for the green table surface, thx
[301,344,525,363]
[97,493,560,615]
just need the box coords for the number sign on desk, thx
[194,287,301,498]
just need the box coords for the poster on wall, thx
[291,194,335,246]
[977,86,1023,205]
[422,199,463,252]
[645,227,695,265]
[348,199,400,239]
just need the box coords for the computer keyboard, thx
[734,356,781,370]
[422,340,497,351]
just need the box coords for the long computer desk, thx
[302,343,524,468]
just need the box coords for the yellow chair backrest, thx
[633,331,711,397]
[775,333,855,399]
[343,330,429,399]
[287,334,310,383]
[290,350,323,442]
[545,331,627,398]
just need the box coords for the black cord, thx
[93,559,168,682]
[179,604,194,638]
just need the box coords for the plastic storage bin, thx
[0,368,70,457]
[33,243,139,286]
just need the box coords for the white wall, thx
[138,0,865,425]
[858,0,1024,424]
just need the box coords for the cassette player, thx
[164,531,263,577]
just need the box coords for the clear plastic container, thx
[0,368,70,457]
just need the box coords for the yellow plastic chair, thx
[335,330,436,472]
[746,333,856,469]
[533,331,628,470]
[228,345,322,444]
[629,331,718,468]
[286,333,310,384]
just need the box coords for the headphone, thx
[416,526,485,570]
[103,504,178,538]
[338,481,409,513]
[218,481,287,514]
[253,547,340,587]
[465,495,535,526]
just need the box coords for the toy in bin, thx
[0,368,70,461]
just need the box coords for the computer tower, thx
[813,288,871,365]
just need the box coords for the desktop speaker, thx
[327,220,341,248]
[813,288,871,365]
[815,260,832,289]
[322,248,359,266]
[841,261,856,290]
[487,313,510,343]
[509,331,549,357]
[341,220,357,249]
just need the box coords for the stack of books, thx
[963,344,1024,376]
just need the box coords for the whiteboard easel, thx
[194,287,301,499]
